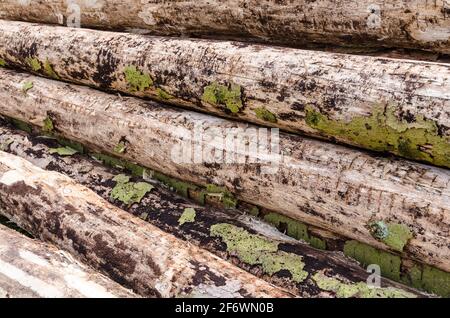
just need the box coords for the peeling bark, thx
[0,124,429,298]
[0,224,137,298]
[0,0,449,54]
[0,70,448,273]
[0,20,449,168]
[0,150,291,298]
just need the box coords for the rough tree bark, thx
[0,70,448,273]
[0,224,137,298]
[0,150,291,298]
[0,0,449,54]
[0,21,449,168]
[0,124,429,298]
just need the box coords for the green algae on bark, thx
[110,174,153,206]
[344,240,401,281]
[369,221,413,252]
[21,81,33,93]
[202,82,243,114]
[204,184,238,208]
[305,105,450,167]
[210,223,308,283]
[178,208,196,226]
[312,272,416,298]
[264,213,326,250]
[0,58,6,67]
[42,116,54,134]
[156,88,173,100]
[123,65,153,92]
[114,141,127,154]
[254,107,277,123]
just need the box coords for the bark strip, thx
[0,150,291,298]
[0,21,450,168]
[0,224,137,298]
[0,0,449,54]
[0,70,448,273]
[0,124,430,297]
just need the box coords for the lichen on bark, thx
[305,105,450,167]
[210,223,308,283]
[202,82,243,114]
[110,174,154,206]
[123,65,153,92]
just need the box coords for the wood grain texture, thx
[0,150,291,298]
[0,69,448,273]
[0,0,449,53]
[0,224,137,298]
[0,20,449,168]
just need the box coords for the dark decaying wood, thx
[0,21,450,169]
[0,150,292,298]
[0,0,449,54]
[0,124,428,298]
[0,70,448,273]
[0,224,137,298]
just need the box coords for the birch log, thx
[0,125,429,298]
[0,151,291,298]
[0,70,448,273]
[0,224,137,298]
[1,21,450,169]
[0,1,449,54]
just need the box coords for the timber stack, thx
[0,1,448,299]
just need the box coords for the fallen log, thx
[0,224,137,298]
[0,0,449,54]
[1,21,450,169]
[0,124,430,298]
[0,70,448,273]
[0,151,291,298]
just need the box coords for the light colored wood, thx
[0,150,291,298]
[0,0,449,53]
[0,20,449,168]
[0,69,448,273]
[0,224,137,298]
[0,125,428,298]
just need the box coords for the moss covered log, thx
[0,224,137,298]
[0,150,291,298]
[0,21,450,168]
[0,125,429,298]
[0,70,448,274]
[0,1,449,54]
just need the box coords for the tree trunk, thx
[0,21,449,169]
[0,224,138,298]
[0,0,449,54]
[0,150,291,298]
[0,124,429,298]
[0,70,448,274]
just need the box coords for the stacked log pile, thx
[0,1,448,298]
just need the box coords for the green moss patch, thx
[22,81,33,93]
[43,59,59,79]
[156,88,173,100]
[313,272,416,298]
[344,240,401,281]
[369,221,412,252]
[210,223,308,283]
[0,59,7,67]
[254,107,277,123]
[25,57,41,72]
[305,105,450,167]
[42,116,54,134]
[264,213,326,250]
[203,184,238,208]
[110,174,153,206]
[114,141,127,154]
[178,208,196,226]
[10,118,32,133]
[202,82,243,113]
[49,146,78,156]
[124,65,153,92]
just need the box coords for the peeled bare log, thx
[0,224,137,298]
[0,70,448,273]
[1,21,450,169]
[0,1,449,54]
[0,124,430,298]
[0,151,291,298]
